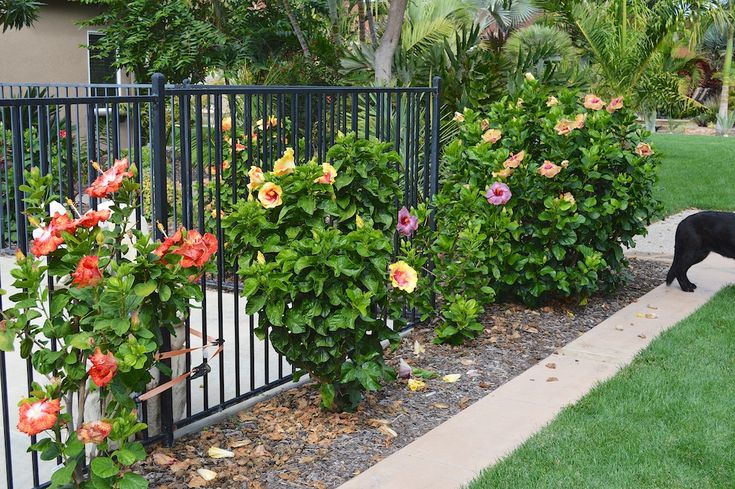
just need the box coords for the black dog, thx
[666,211,735,292]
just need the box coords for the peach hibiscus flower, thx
[482,129,502,144]
[389,261,418,293]
[538,160,561,178]
[273,148,295,176]
[314,163,337,185]
[583,94,606,110]
[503,150,526,169]
[258,182,283,209]
[607,96,624,113]
[636,143,654,157]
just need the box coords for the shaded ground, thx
[470,286,735,489]
[137,259,669,489]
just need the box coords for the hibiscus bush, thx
[223,136,414,411]
[404,75,661,345]
[0,161,217,488]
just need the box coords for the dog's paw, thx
[680,284,696,292]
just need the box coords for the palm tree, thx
[536,0,699,130]
[1,0,43,32]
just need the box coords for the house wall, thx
[0,0,131,84]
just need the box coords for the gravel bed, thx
[137,258,669,489]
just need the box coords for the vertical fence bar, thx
[151,73,175,447]
[430,78,441,204]
[11,106,27,252]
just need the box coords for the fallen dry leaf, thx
[458,396,471,410]
[188,476,207,488]
[229,439,251,448]
[432,402,450,409]
[638,334,647,339]
[466,369,481,378]
[442,374,461,383]
[647,304,658,310]
[545,362,557,369]
[377,424,398,438]
[546,377,559,382]
[253,445,271,457]
[459,358,476,366]
[152,452,177,467]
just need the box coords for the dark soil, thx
[137,258,669,489]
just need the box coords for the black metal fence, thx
[0,74,440,489]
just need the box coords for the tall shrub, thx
[223,136,414,411]
[0,162,217,488]
[409,75,661,344]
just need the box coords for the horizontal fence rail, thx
[0,75,440,489]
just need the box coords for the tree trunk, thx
[365,0,378,45]
[717,24,734,136]
[358,0,366,43]
[374,0,408,84]
[283,0,311,58]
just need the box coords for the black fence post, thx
[10,106,27,253]
[430,76,441,204]
[151,73,175,447]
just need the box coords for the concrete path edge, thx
[338,254,735,489]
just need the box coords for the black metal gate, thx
[0,75,440,489]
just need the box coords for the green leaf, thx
[50,460,77,486]
[159,284,171,302]
[241,278,259,297]
[91,456,119,478]
[265,300,285,326]
[133,281,156,298]
[245,294,267,315]
[297,195,316,214]
[120,473,148,489]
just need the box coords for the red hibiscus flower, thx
[85,158,133,198]
[88,348,117,388]
[77,420,112,444]
[72,256,103,288]
[154,227,184,258]
[76,209,112,229]
[58,130,67,140]
[17,398,61,436]
[172,230,218,268]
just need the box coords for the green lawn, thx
[468,286,735,489]
[653,134,735,217]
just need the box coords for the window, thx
[87,32,118,96]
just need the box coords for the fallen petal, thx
[398,358,412,379]
[207,447,234,459]
[442,374,461,383]
[413,340,425,357]
[197,469,217,481]
[407,378,426,391]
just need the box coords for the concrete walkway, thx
[340,210,735,489]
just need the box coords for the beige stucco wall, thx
[0,0,121,84]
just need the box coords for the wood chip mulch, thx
[137,258,669,489]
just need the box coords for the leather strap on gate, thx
[135,328,224,403]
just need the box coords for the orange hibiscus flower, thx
[77,420,112,444]
[314,163,338,184]
[76,209,111,229]
[85,158,133,198]
[172,230,218,268]
[17,398,61,436]
[258,182,283,209]
[89,348,117,388]
[72,256,103,288]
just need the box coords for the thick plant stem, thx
[717,24,734,136]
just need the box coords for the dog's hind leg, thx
[676,249,709,292]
